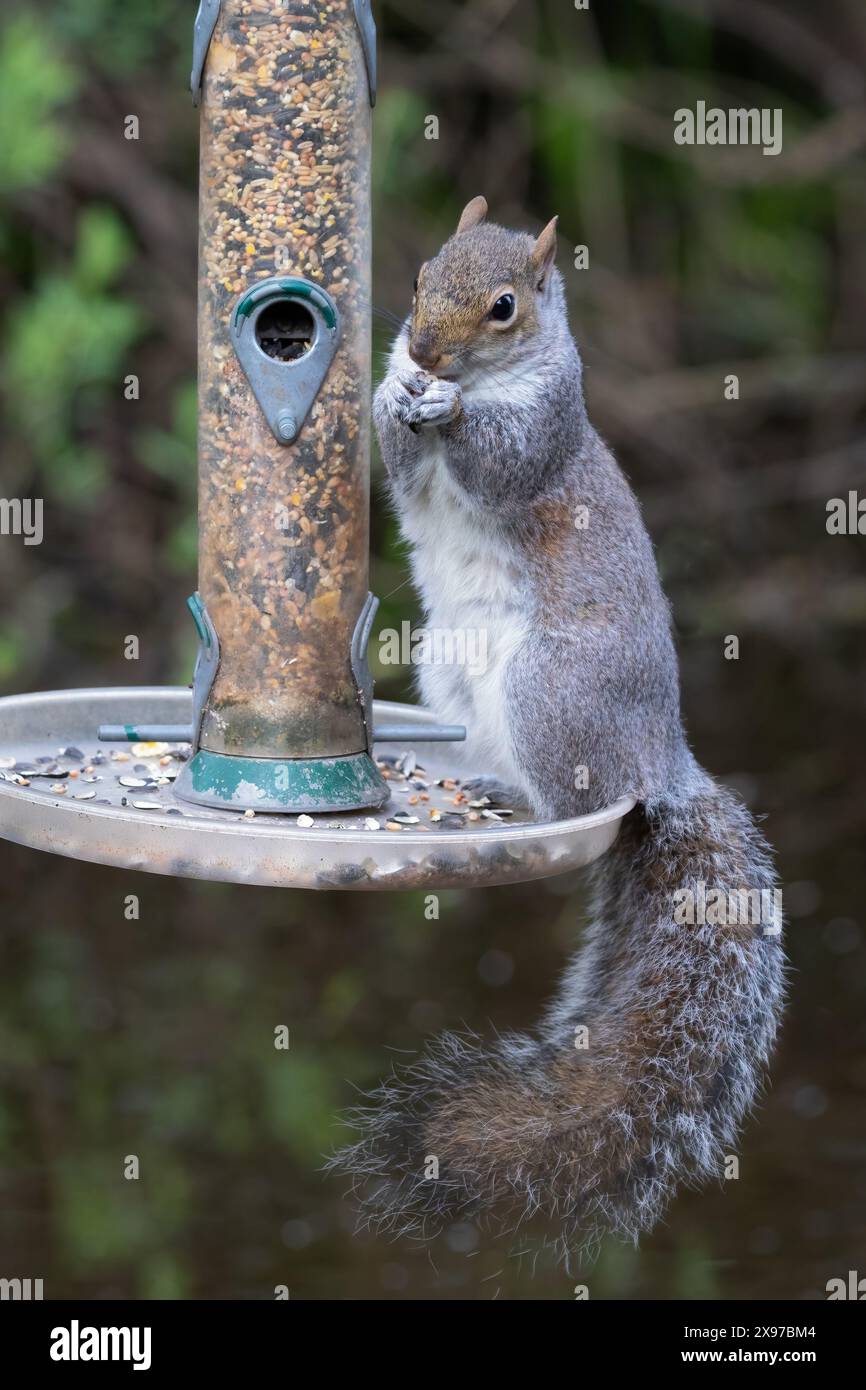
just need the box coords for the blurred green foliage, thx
[5,207,142,501]
[0,17,77,193]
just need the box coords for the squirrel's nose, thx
[409,336,441,371]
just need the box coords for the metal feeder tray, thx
[0,687,635,891]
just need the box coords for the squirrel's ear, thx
[456,195,488,234]
[531,216,559,288]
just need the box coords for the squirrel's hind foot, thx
[460,775,526,808]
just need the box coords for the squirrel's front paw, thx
[377,371,424,426]
[403,377,463,428]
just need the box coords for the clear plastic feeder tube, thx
[196,0,372,760]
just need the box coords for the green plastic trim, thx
[234,279,338,333]
[175,748,389,814]
[186,592,211,648]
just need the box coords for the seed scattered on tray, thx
[297,814,315,828]
[119,777,150,788]
[391,812,419,825]
[1,771,29,786]
[132,801,163,811]
[364,817,380,830]
[74,791,97,801]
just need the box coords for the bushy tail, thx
[329,771,786,1252]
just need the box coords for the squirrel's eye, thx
[413,277,419,294]
[489,293,516,322]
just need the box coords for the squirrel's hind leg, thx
[504,631,643,821]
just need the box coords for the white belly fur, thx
[399,435,528,788]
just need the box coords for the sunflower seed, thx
[297,814,314,828]
[391,812,419,825]
[74,791,97,801]
[119,776,149,788]
[62,746,85,760]
[468,796,491,808]
[132,800,163,810]
[364,817,381,831]
[398,750,417,778]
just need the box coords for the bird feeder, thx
[0,0,635,888]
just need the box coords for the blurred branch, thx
[650,0,865,105]
[641,438,866,523]
[592,353,866,419]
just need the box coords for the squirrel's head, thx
[407,196,560,380]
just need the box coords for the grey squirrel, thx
[331,197,786,1252]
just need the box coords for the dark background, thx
[0,0,864,1299]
